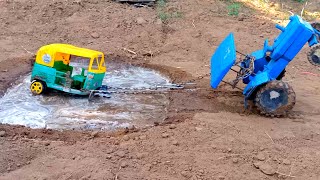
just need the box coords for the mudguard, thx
[210,33,236,88]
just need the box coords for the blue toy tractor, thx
[211,15,320,116]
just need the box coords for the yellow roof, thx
[38,44,103,59]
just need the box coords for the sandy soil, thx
[0,0,320,179]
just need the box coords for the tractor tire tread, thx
[307,44,320,67]
[255,80,296,117]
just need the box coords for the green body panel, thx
[31,63,56,85]
[31,63,105,95]
[83,72,105,90]
[53,61,73,72]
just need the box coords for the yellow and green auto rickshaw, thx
[30,44,106,95]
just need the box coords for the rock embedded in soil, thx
[136,17,146,24]
[283,159,291,165]
[232,158,239,163]
[169,124,176,129]
[120,161,128,168]
[253,162,275,175]
[139,135,147,140]
[258,163,276,175]
[256,152,266,161]
[90,32,100,39]
[0,130,6,137]
[123,135,130,141]
[195,127,203,131]
[253,161,262,169]
[180,171,192,178]
[116,151,126,158]
[172,140,179,146]
[161,133,170,138]
[91,131,99,138]
[136,153,145,159]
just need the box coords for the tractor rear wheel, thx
[307,44,320,66]
[254,80,295,117]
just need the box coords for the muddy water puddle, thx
[0,63,172,130]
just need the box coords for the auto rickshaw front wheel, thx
[30,80,46,95]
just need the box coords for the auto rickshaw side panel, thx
[83,72,105,90]
[31,63,56,86]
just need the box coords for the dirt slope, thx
[0,0,320,179]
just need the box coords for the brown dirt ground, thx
[0,0,320,179]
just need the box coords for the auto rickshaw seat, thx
[72,75,86,83]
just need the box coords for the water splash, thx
[0,63,171,130]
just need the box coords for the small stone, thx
[136,17,146,24]
[232,158,239,163]
[44,141,51,146]
[1,69,8,72]
[195,127,203,131]
[253,161,262,169]
[139,135,147,140]
[0,131,6,137]
[238,17,244,21]
[134,136,139,140]
[283,159,291,165]
[172,140,179,146]
[136,153,144,159]
[161,133,170,138]
[123,135,130,141]
[227,148,232,152]
[91,131,99,138]
[155,19,162,25]
[145,164,152,171]
[120,161,128,168]
[117,151,126,158]
[181,171,191,178]
[256,153,265,161]
[259,163,276,175]
[169,124,176,129]
[106,155,112,159]
[106,148,114,154]
[90,32,100,39]
[259,147,265,151]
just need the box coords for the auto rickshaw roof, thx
[38,44,104,59]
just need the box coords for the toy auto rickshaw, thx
[30,44,106,95]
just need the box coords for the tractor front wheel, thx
[307,44,320,66]
[30,80,46,95]
[254,80,296,117]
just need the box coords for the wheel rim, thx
[260,88,288,112]
[311,49,320,65]
[30,81,43,95]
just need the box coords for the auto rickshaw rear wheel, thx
[30,80,46,95]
